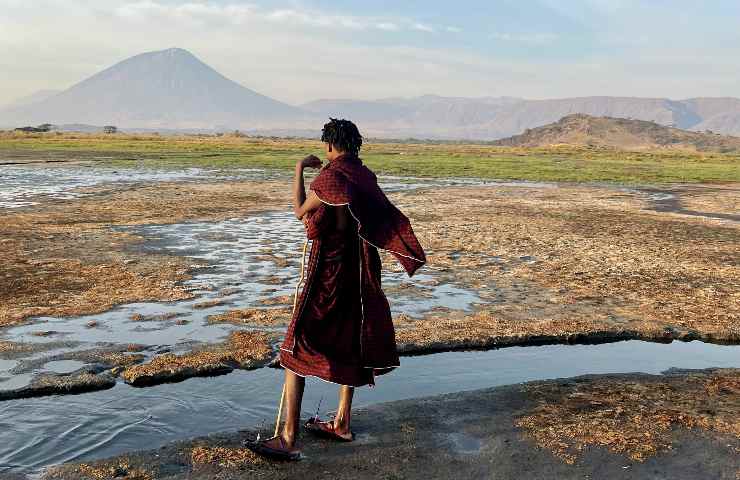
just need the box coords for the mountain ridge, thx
[3,48,740,140]
[301,95,740,139]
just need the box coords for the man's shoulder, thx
[314,166,346,185]
[311,167,350,203]
[361,164,378,181]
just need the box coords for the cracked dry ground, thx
[389,183,739,352]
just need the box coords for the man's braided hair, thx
[321,118,363,156]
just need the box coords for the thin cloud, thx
[113,2,447,34]
[3,0,737,106]
[491,32,560,44]
[413,23,435,33]
[265,9,364,29]
[376,22,401,31]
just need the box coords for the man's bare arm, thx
[294,155,323,219]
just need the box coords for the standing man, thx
[246,118,426,460]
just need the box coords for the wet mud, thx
[42,368,740,480]
[120,331,276,387]
[0,370,116,401]
[636,183,740,222]
[516,368,739,464]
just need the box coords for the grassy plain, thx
[2,131,740,183]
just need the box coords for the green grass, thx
[2,133,739,184]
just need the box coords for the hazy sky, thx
[2,0,739,106]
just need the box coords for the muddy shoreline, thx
[1,175,738,402]
[40,368,740,480]
[0,333,733,402]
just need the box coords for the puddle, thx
[624,186,740,223]
[41,360,86,374]
[0,360,17,372]
[380,273,480,317]
[0,373,33,391]
[0,340,737,475]
[1,163,491,398]
[445,433,483,455]
[0,166,287,209]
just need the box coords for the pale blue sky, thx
[1,0,739,105]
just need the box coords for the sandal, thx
[243,436,302,461]
[304,417,355,442]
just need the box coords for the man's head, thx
[321,118,363,160]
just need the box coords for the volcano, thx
[0,48,307,130]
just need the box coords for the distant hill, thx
[492,114,740,152]
[304,95,740,140]
[0,48,308,130]
[3,48,740,140]
[302,95,524,139]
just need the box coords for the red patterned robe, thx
[280,154,426,386]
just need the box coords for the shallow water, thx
[0,162,551,209]
[0,166,223,208]
[0,374,34,391]
[0,163,325,208]
[0,360,17,372]
[1,209,481,378]
[40,360,87,375]
[0,340,738,476]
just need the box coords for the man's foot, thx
[243,435,301,461]
[304,417,354,442]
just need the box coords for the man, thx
[246,118,425,460]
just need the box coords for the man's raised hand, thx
[299,155,322,170]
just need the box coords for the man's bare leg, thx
[333,385,354,436]
[264,369,305,451]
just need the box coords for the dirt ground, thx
[42,368,740,480]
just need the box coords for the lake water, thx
[0,340,737,476]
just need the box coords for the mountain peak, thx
[126,47,203,67]
[161,47,192,55]
[146,47,199,60]
[0,48,303,129]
